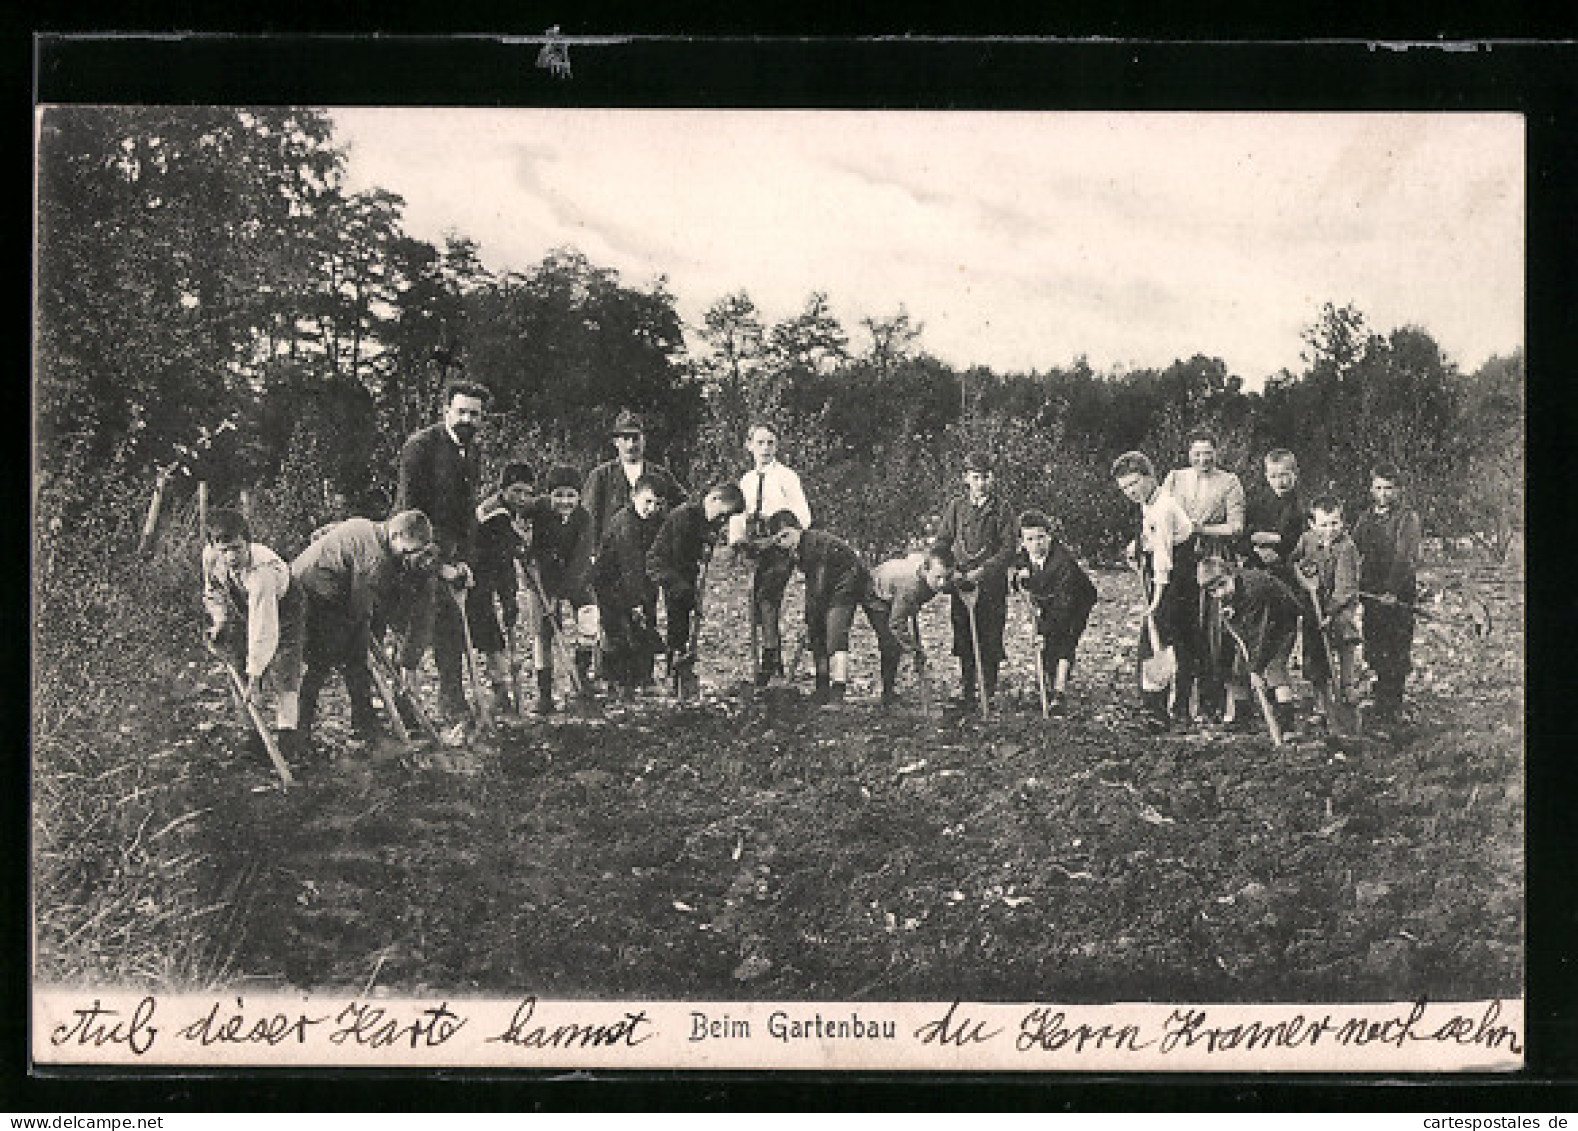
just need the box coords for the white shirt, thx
[1141,490,1196,584]
[202,542,292,678]
[728,461,812,544]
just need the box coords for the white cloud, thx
[333,109,1523,383]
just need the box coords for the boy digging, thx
[467,461,535,715]
[1197,556,1303,738]
[1010,509,1098,715]
[729,423,813,686]
[647,483,748,703]
[202,508,305,763]
[521,465,599,714]
[768,512,904,707]
[868,544,958,707]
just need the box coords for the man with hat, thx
[931,450,1017,710]
[582,410,689,553]
[393,379,488,721]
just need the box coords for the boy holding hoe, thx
[867,544,958,709]
[520,465,600,714]
[932,451,1017,712]
[1197,556,1302,740]
[1009,509,1097,715]
[728,423,813,686]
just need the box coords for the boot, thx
[676,660,700,704]
[491,680,515,716]
[574,647,595,696]
[531,668,556,715]
[1142,690,1170,733]
[825,681,847,707]
[811,656,832,705]
[1273,700,1297,737]
[982,658,1000,704]
[880,654,901,708]
[755,647,779,688]
[956,656,979,708]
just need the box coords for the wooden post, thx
[138,467,174,554]
[238,487,253,523]
[197,480,209,546]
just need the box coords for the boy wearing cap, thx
[467,461,535,714]
[728,423,814,685]
[1010,509,1098,714]
[520,465,599,713]
[582,410,689,554]
[646,484,748,702]
[592,475,666,702]
[932,452,1017,709]
[768,511,903,706]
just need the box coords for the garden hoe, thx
[367,644,443,744]
[206,636,294,789]
[1016,587,1050,718]
[523,561,595,713]
[1308,586,1361,738]
[911,615,932,719]
[449,585,496,735]
[960,584,990,719]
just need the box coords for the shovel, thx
[523,562,590,703]
[1129,560,1176,692]
[1219,619,1284,746]
[1308,588,1361,738]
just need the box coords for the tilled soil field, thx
[36,561,1523,1002]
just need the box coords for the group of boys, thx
[1114,432,1423,738]
[203,383,1423,776]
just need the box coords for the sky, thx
[332,109,1523,386]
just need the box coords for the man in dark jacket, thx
[582,410,688,552]
[1351,463,1424,721]
[646,484,746,701]
[393,380,487,719]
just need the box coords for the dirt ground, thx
[40,558,1523,1003]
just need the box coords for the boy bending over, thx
[1197,556,1302,737]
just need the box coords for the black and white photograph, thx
[31,46,1531,1074]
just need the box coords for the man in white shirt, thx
[727,423,812,685]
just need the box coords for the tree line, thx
[35,105,1523,569]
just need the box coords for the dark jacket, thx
[473,493,526,625]
[582,459,688,551]
[393,422,481,561]
[1221,569,1302,673]
[794,529,871,619]
[1352,506,1423,598]
[592,504,663,611]
[646,500,714,602]
[933,493,1017,581]
[523,500,595,606]
[1012,541,1097,636]
[1242,486,1307,571]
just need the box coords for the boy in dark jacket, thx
[1198,556,1303,736]
[592,476,665,702]
[769,511,902,706]
[932,451,1017,709]
[520,465,599,713]
[1350,463,1424,721]
[1009,509,1098,714]
[646,484,747,702]
[466,461,534,714]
